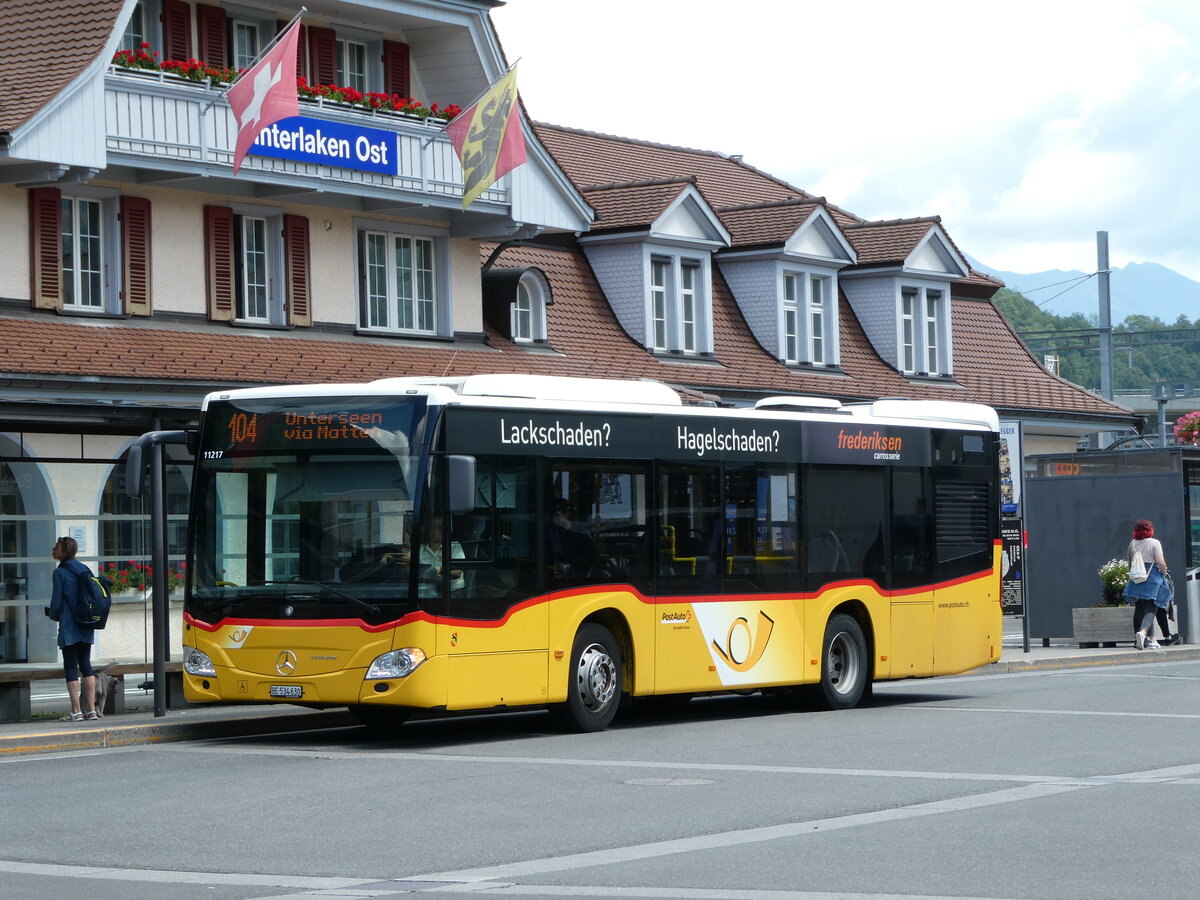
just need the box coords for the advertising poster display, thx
[1001,516,1025,614]
[999,421,1021,514]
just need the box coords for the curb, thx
[0,708,356,757]
[968,646,1200,675]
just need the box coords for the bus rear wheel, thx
[553,623,622,732]
[814,613,868,710]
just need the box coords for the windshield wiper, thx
[262,579,381,617]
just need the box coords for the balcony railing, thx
[103,67,504,205]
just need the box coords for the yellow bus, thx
[174,374,1001,730]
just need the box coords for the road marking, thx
[0,859,368,889]
[399,782,1085,885]
[925,704,1200,720]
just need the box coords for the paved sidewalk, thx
[3,619,1197,757]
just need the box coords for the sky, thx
[490,0,1200,282]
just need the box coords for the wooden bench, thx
[0,661,186,722]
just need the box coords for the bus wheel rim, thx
[827,631,861,695]
[576,642,617,712]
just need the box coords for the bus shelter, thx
[1024,447,1200,644]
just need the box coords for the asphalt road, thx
[4,656,1200,900]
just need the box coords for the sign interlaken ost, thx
[248,116,399,175]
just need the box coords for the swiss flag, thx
[226,18,302,174]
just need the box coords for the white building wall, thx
[449,238,483,334]
[582,242,646,345]
[0,188,30,302]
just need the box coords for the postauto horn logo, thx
[711,611,775,672]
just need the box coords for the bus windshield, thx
[188,394,430,624]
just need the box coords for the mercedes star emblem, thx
[275,650,298,676]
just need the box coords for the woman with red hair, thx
[1123,519,1171,649]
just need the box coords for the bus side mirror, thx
[447,455,476,514]
[126,430,192,498]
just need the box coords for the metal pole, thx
[1157,380,1169,447]
[150,441,167,717]
[1097,231,1113,400]
[1097,231,1114,448]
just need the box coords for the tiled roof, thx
[717,198,824,248]
[843,216,941,267]
[535,123,820,211]
[0,241,1128,420]
[0,0,125,133]
[580,177,695,233]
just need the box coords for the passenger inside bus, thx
[547,498,597,579]
[419,513,466,592]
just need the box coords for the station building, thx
[0,0,1134,663]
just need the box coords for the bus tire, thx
[814,613,868,710]
[554,623,622,732]
[349,705,411,732]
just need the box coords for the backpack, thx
[73,566,113,629]
[1128,551,1148,584]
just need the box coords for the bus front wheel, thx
[554,623,622,732]
[814,614,868,710]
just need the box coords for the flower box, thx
[1072,605,1134,647]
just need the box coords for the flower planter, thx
[1072,605,1134,647]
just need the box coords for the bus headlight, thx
[183,646,216,677]
[366,648,427,680]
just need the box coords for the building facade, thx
[0,0,1134,663]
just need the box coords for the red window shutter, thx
[28,187,63,309]
[120,196,153,316]
[283,215,312,327]
[204,206,236,322]
[383,41,410,98]
[197,4,227,69]
[279,20,308,79]
[161,0,192,62]
[308,26,336,85]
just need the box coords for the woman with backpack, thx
[49,536,99,721]
[1123,519,1171,651]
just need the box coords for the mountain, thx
[967,259,1200,325]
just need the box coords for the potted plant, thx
[1072,558,1133,647]
[1174,410,1200,446]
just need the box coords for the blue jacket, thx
[50,559,96,648]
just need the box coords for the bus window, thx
[803,465,886,587]
[890,468,932,589]
[656,464,721,595]
[547,463,650,590]
[445,455,538,617]
[724,463,799,593]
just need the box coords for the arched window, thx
[99,452,191,583]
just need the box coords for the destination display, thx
[201,397,426,458]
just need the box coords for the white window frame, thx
[120,1,145,50]
[780,266,838,366]
[358,225,443,336]
[646,251,710,355]
[337,38,368,92]
[60,191,120,313]
[231,208,284,326]
[232,19,262,70]
[898,283,950,375]
[511,271,549,343]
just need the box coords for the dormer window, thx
[648,253,708,354]
[899,284,948,375]
[780,269,838,366]
[512,271,549,342]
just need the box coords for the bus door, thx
[439,455,548,710]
